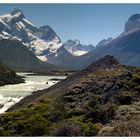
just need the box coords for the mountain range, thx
[63,39,95,56]
[0,8,86,70]
[80,14,140,68]
[0,9,60,70]
[0,8,140,70]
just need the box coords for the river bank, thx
[0,72,66,114]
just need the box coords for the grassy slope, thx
[0,56,140,136]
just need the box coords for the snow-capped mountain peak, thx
[63,39,95,56]
[0,9,62,62]
[74,39,80,45]
[11,8,24,16]
[0,8,25,24]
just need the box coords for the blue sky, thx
[0,4,140,45]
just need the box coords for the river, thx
[0,72,66,114]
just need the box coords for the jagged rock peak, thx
[38,25,61,42]
[96,38,113,48]
[129,14,140,21]
[39,25,53,32]
[11,8,25,18]
[124,13,140,32]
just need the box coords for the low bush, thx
[52,122,82,136]
[114,91,133,105]
[132,74,140,84]
[83,123,103,136]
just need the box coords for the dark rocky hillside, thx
[0,55,140,136]
[0,39,56,71]
[0,63,24,86]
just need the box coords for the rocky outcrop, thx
[0,63,24,86]
[124,14,140,32]
[96,38,113,48]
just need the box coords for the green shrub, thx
[115,91,133,105]
[67,115,103,136]
[84,123,103,136]
[134,85,140,92]
[132,74,140,84]
[84,105,106,123]
[104,104,117,122]
[0,127,10,136]
[84,104,116,124]
[87,95,102,108]
[52,122,82,136]
[39,97,54,104]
